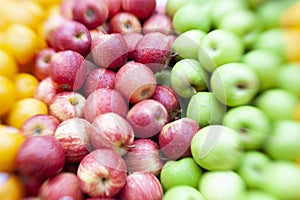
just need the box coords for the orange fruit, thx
[0,50,18,79]
[4,98,48,129]
[0,125,24,172]
[281,1,300,29]
[14,73,39,100]
[0,76,16,117]
[282,28,300,63]
[2,23,39,65]
[0,172,25,200]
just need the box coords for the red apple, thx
[159,118,200,160]
[118,172,163,200]
[123,138,163,176]
[34,77,57,106]
[20,114,60,137]
[60,0,76,19]
[38,172,83,200]
[143,13,173,35]
[16,135,65,179]
[72,0,109,30]
[83,88,128,123]
[91,33,128,69]
[77,149,127,198]
[45,19,92,56]
[132,32,173,73]
[115,61,157,104]
[83,67,116,97]
[21,176,45,197]
[105,0,122,18]
[109,12,142,34]
[121,0,156,20]
[33,48,56,80]
[122,32,143,58]
[49,91,86,122]
[91,112,134,156]
[49,50,87,91]
[152,85,181,121]
[54,117,93,163]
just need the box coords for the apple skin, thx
[16,135,65,179]
[34,77,57,106]
[60,0,76,19]
[72,0,109,30]
[245,190,278,200]
[155,68,172,88]
[186,92,226,128]
[45,19,92,56]
[83,88,128,123]
[191,125,244,171]
[198,29,244,72]
[123,138,163,176]
[91,112,134,156]
[91,33,128,69]
[118,172,163,200]
[109,12,142,34]
[49,91,86,122]
[160,157,202,190]
[21,176,45,197]
[143,13,173,35]
[38,172,83,200]
[122,32,143,59]
[126,99,168,138]
[210,62,260,107]
[276,63,300,97]
[77,149,127,198]
[83,67,116,97]
[54,117,93,163]
[115,61,157,104]
[162,185,204,200]
[104,0,122,18]
[33,48,56,81]
[121,0,156,20]
[49,50,87,92]
[223,105,272,150]
[170,58,208,99]
[151,85,181,121]
[159,118,200,160]
[199,170,247,200]
[20,114,60,137]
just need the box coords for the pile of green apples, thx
[160,0,300,199]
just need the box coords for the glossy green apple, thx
[276,63,300,97]
[198,29,244,72]
[170,58,208,98]
[186,92,225,128]
[254,88,299,121]
[223,105,272,150]
[242,49,284,91]
[162,185,204,200]
[245,190,279,200]
[191,125,244,171]
[160,157,202,191]
[199,170,247,200]
[237,151,271,189]
[210,62,259,107]
[264,120,300,162]
[165,0,192,18]
[172,29,206,59]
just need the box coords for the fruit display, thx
[1,0,300,199]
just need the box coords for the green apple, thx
[162,185,204,200]
[245,190,279,200]
[172,2,212,34]
[242,49,284,91]
[186,92,226,128]
[165,0,192,18]
[254,88,299,121]
[217,9,263,49]
[160,157,202,191]
[198,29,244,72]
[223,105,272,150]
[172,29,207,59]
[210,62,260,107]
[191,125,244,171]
[276,63,300,97]
[259,161,300,200]
[170,58,208,99]
[155,68,172,88]
[237,151,271,189]
[199,170,247,200]
[264,120,300,162]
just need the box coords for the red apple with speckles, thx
[143,13,173,35]
[122,32,143,58]
[34,77,57,106]
[33,48,56,80]
[109,12,142,34]
[121,0,156,20]
[115,61,157,104]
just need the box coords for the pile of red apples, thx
[17,0,197,199]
